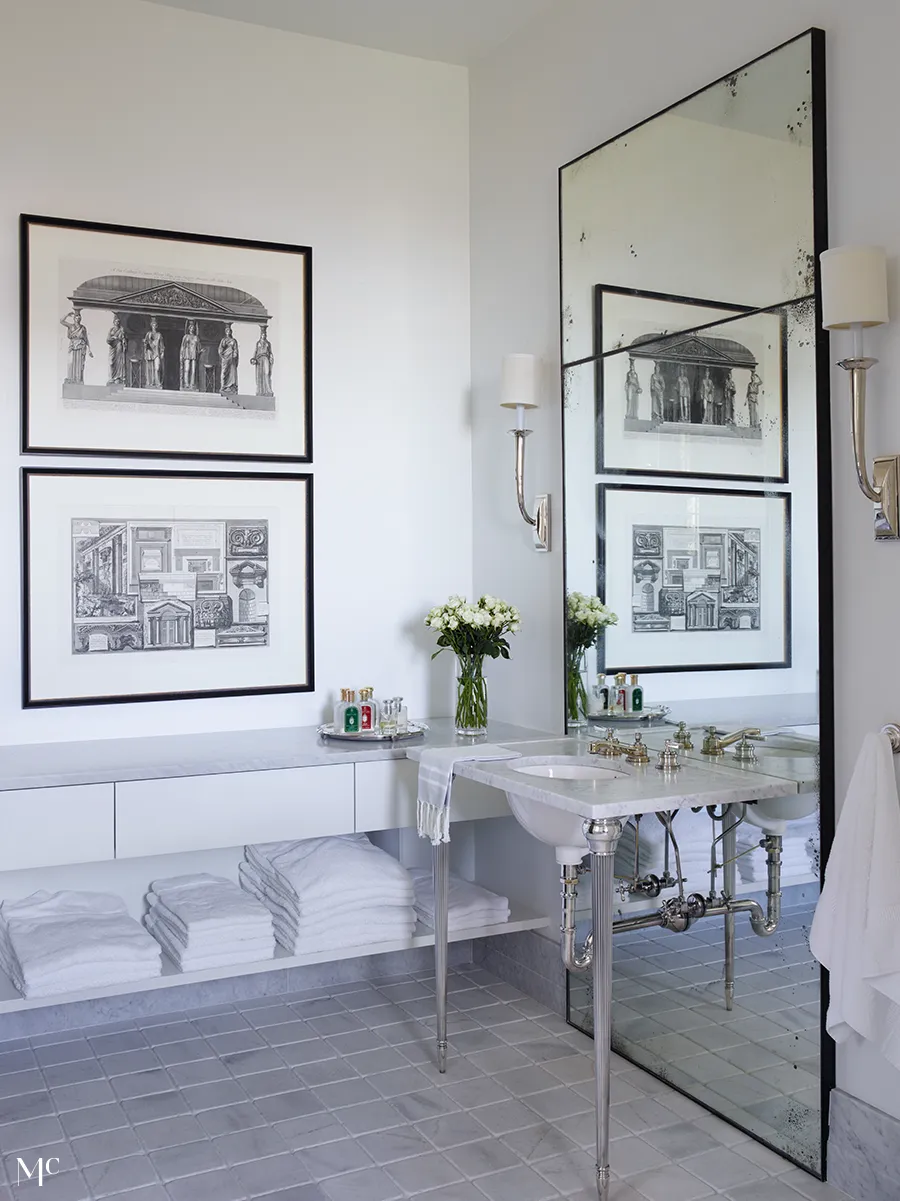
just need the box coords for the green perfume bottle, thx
[342,689,361,734]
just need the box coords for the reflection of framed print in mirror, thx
[598,483,790,674]
[21,215,312,463]
[23,467,314,708]
[596,286,787,482]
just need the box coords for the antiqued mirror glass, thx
[560,31,832,1176]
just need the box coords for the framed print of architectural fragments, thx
[23,468,314,707]
[595,286,787,482]
[21,215,311,463]
[598,483,790,674]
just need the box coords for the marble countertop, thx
[0,719,550,792]
[417,736,802,822]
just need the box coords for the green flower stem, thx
[456,653,488,734]
[566,649,589,723]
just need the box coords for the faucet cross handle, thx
[626,733,650,766]
[673,721,693,750]
[656,740,681,772]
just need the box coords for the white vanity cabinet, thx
[0,784,114,870]
[114,764,355,857]
[354,758,511,831]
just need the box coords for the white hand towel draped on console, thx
[810,732,900,1068]
[416,744,521,844]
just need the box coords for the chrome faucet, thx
[701,726,762,757]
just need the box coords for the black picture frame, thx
[21,214,313,464]
[593,284,789,484]
[22,467,315,708]
[596,481,792,675]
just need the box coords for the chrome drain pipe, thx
[560,865,594,972]
[704,833,782,937]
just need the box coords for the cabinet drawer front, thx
[355,760,510,832]
[0,784,114,870]
[115,765,355,858]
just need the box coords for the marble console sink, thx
[449,738,803,865]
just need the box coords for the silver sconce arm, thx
[511,428,550,551]
[839,356,900,540]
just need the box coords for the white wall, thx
[0,0,471,743]
[469,0,900,1124]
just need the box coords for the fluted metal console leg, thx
[722,805,737,1012]
[433,839,450,1072]
[585,818,623,1201]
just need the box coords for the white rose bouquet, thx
[566,591,618,725]
[425,595,520,734]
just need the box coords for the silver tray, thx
[317,721,429,743]
[586,707,670,725]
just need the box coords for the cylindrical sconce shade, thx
[500,354,539,409]
[821,246,889,329]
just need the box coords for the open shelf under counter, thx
[0,903,549,1014]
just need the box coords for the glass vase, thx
[566,648,590,729]
[455,653,488,737]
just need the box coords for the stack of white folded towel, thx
[737,813,819,884]
[240,834,416,955]
[615,809,715,895]
[410,869,509,932]
[144,873,275,972]
[0,890,161,998]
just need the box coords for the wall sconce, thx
[500,353,550,552]
[821,245,896,539]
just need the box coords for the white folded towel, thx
[246,835,414,910]
[410,869,509,932]
[811,733,900,1068]
[144,912,274,972]
[0,890,161,998]
[272,914,417,957]
[415,744,521,844]
[147,874,272,943]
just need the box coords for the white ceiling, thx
[139,0,558,64]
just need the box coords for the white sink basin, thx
[509,761,622,782]
[505,756,626,864]
[743,791,818,833]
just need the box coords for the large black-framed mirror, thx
[559,29,834,1177]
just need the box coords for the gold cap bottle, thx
[359,687,373,701]
[339,688,349,701]
[615,672,626,685]
[347,689,356,702]
[630,674,639,685]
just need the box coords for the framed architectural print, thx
[23,468,314,707]
[598,483,790,674]
[595,286,787,482]
[21,215,312,463]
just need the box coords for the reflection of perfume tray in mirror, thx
[586,707,671,725]
[317,722,429,743]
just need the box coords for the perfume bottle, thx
[333,688,350,730]
[359,688,378,733]
[613,672,627,712]
[629,674,644,713]
[593,678,610,712]
[342,689,361,734]
[379,698,397,735]
[394,697,409,734]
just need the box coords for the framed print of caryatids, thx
[598,483,790,674]
[595,286,788,483]
[23,468,314,707]
[21,215,312,463]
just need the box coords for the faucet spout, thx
[701,726,762,756]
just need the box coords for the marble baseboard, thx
[0,942,472,1041]
[828,1089,900,1200]
[474,929,565,1015]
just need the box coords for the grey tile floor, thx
[570,899,822,1173]
[0,963,851,1201]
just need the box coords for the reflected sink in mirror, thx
[505,757,627,864]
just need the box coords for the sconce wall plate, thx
[873,456,900,540]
